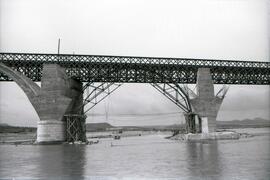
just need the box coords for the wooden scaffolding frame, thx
[64,114,87,142]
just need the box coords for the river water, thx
[0,128,269,179]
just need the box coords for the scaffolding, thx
[184,113,202,134]
[64,114,87,142]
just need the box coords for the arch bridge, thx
[0,52,269,143]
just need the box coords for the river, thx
[0,128,269,179]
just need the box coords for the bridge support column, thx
[198,116,202,133]
[36,64,83,143]
[190,68,224,133]
[185,113,202,134]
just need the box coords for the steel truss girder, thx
[0,53,269,85]
[151,83,191,113]
[82,82,122,114]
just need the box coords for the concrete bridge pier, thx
[36,64,83,143]
[190,68,224,133]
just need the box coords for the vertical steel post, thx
[58,38,61,55]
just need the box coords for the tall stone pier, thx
[190,68,224,133]
[0,63,83,143]
[37,64,83,143]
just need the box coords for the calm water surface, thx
[0,128,269,179]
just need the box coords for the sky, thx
[0,0,269,127]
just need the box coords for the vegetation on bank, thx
[0,124,36,133]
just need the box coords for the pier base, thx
[201,117,209,133]
[37,120,66,143]
[170,131,240,141]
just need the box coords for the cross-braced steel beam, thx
[81,82,122,114]
[151,83,191,113]
[151,82,199,133]
[1,52,269,85]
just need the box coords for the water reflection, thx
[186,142,222,179]
[36,145,86,179]
[0,129,269,179]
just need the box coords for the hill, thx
[86,122,114,131]
[0,123,10,127]
[217,118,270,129]
[86,118,270,131]
[1,117,269,133]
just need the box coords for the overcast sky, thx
[0,0,269,127]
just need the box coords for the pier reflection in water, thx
[0,128,269,179]
[35,145,86,178]
[0,145,86,178]
[185,142,222,179]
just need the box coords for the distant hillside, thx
[1,117,269,133]
[123,124,185,131]
[86,123,186,132]
[217,118,270,128]
[0,123,10,127]
[86,122,114,131]
[86,118,270,131]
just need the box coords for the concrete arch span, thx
[0,63,41,100]
[0,63,83,143]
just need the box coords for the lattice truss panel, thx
[150,83,229,115]
[151,83,191,113]
[81,82,122,114]
[0,53,269,85]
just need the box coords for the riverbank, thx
[1,128,269,145]
[1,118,270,134]
[0,132,36,145]
[0,130,169,145]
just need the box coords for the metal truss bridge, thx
[0,52,269,85]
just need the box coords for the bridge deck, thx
[0,53,269,84]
